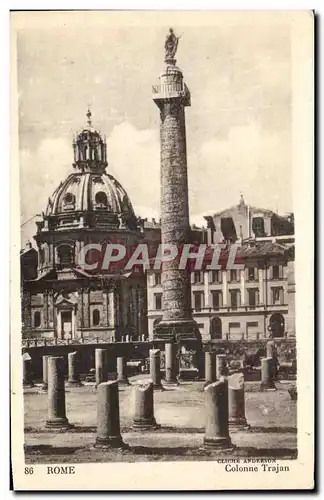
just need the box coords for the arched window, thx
[269,313,285,338]
[95,191,108,208]
[34,311,41,328]
[92,309,100,326]
[57,244,73,268]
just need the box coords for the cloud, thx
[20,122,161,244]
[20,137,72,244]
[106,121,160,215]
[20,137,72,221]
[20,118,292,247]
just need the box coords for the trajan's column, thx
[152,29,202,370]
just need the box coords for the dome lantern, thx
[73,109,108,174]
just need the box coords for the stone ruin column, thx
[46,356,71,429]
[228,373,249,431]
[132,380,159,430]
[266,340,278,379]
[204,351,216,387]
[260,357,276,391]
[116,356,130,386]
[22,352,34,388]
[95,381,126,449]
[216,354,228,380]
[149,349,164,390]
[95,348,108,388]
[67,351,83,387]
[203,379,233,451]
[152,32,202,361]
[164,343,178,385]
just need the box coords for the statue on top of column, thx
[165,28,180,63]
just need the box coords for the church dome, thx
[46,171,135,218]
[41,111,137,232]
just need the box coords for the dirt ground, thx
[24,377,297,463]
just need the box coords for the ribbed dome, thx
[46,171,135,218]
[36,111,139,234]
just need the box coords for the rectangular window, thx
[154,273,161,286]
[272,287,283,305]
[155,293,162,310]
[211,290,222,310]
[193,271,203,284]
[194,292,204,311]
[248,289,259,308]
[247,321,258,328]
[229,322,240,328]
[252,217,265,237]
[230,289,240,309]
[272,265,279,279]
[211,270,222,283]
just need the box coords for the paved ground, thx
[24,377,297,463]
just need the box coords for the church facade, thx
[21,112,148,342]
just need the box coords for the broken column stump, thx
[22,352,34,388]
[66,351,83,387]
[132,379,159,430]
[95,381,127,449]
[260,357,276,391]
[228,373,250,431]
[117,356,130,386]
[95,348,108,388]
[164,343,178,385]
[203,379,233,451]
[204,351,216,387]
[149,349,164,390]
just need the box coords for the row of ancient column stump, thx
[23,342,278,452]
[205,349,277,392]
[39,355,251,452]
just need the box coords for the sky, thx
[17,12,293,245]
